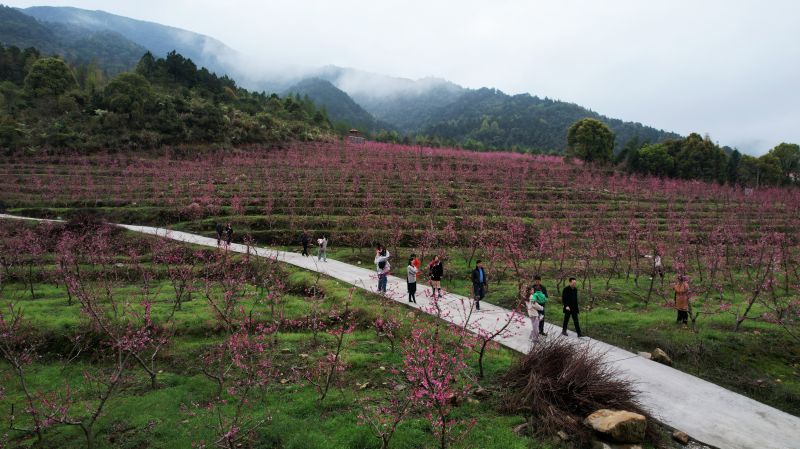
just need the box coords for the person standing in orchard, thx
[561,277,583,337]
[215,222,224,246]
[317,236,328,262]
[407,254,419,303]
[471,260,487,311]
[674,275,691,325]
[301,231,310,257]
[224,223,233,246]
[531,275,549,336]
[428,255,444,299]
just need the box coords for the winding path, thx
[2,214,798,449]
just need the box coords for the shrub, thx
[501,338,657,447]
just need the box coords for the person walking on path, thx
[531,275,549,336]
[215,222,224,246]
[301,231,310,256]
[428,255,444,299]
[674,275,691,325]
[224,223,233,247]
[528,289,545,341]
[317,236,328,262]
[407,254,418,303]
[561,277,583,337]
[375,246,391,293]
[471,260,487,311]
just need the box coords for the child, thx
[528,290,546,341]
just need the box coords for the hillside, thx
[0,46,333,150]
[419,87,680,151]
[312,65,467,131]
[284,78,385,132]
[304,65,679,151]
[22,5,238,78]
[5,5,682,152]
[0,5,145,74]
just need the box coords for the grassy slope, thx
[0,245,545,449]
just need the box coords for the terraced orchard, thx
[2,140,799,415]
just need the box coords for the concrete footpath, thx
[2,214,798,449]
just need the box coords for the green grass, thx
[276,245,800,416]
[0,258,547,449]
[1,219,798,448]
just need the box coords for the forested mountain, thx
[5,4,681,153]
[0,5,145,74]
[0,46,333,151]
[418,87,680,152]
[299,66,678,152]
[21,6,237,78]
[284,78,386,132]
[310,66,466,131]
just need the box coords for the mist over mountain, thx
[309,66,466,132]
[290,66,678,150]
[284,78,387,132]
[21,5,239,78]
[3,4,683,152]
[0,5,145,73]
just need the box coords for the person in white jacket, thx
[317,236,328,262]
[374,246,391,293]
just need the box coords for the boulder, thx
[637,352,651,360]
[557,430,570,441]
[651,348,673,366]
[672,430,690,444]
[584,409,647,443]
[472,386,490,398]
[512,422,529,436]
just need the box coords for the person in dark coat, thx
[561,277,583,337]
[224,223,233,246]
[301,231,310,256]
[471,260,487,311]
[215,222,224,246]
[428,255,444,299]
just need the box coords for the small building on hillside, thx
[347,128,365,144]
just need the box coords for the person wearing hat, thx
[674,275,690,325]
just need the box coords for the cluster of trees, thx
[568,118,799,187]
[0,44,333,151]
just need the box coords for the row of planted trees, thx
[0,219,527,449]
[356,203,799,338]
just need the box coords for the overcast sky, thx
[7,0,800,154]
